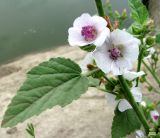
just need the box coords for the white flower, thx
[140,101,147,107]
[144,47,155,59]
[105,85,142,112]
[93,29,140,75]
[136,130,145,138]
[68,13,110,47]
[80,53,94,73]
[150,110,159,123]
[123,71,145,81]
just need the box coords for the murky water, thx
[0,0,129,64]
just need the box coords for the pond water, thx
[0,0,129,64]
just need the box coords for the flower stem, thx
[145,79,160,94]
[118,75,150,134]
[97,87,118,95]
[103,76,115,86]
[143,60,160,87]
[136,46,145,86]
[95,0,105,17]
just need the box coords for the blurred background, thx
[0,0,130,64]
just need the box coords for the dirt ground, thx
[0,46,117,138]
[0,45,160,138]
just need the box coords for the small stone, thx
[6,127,18,135]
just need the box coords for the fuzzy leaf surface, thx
[112,108,141,138]
[128,0,149,24]
[2,58,88,127]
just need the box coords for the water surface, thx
[0,0,129,64]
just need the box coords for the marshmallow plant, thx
[1,0,160,138]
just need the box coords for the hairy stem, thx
[97,87,118,95]
[95,0,105,17]
[118,75,150,134]
[136,46,145,86]
[143,60,160,87]
[103,76,115,86]
[145,79,160,94]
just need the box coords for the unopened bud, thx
[140,101,146,107]
[114,10,120,18]
[132,25,143,34]
[121,9,127,19]
[146,36,156,45]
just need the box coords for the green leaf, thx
[80,44,96,52]
[26,123,35,138]
[1,58,89,127]
[156,33,160,44]
[88,76,100,87]
[112,108,141,138]
[128,0,149,24]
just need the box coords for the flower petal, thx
[105,93,118,107]
[93,43,112,74]
[68,28,88,46]
[80,53,93,73]
[123,71,145,81]
[111,29,140,46]
[111,29,140,63]
[73,13,92,28]
[118,99,132,112]
[110,61,122,75]
[111,57,132,75]
[144,47,155,59]
[136,130,145,138]
[131,86,142,103]
[150,110,159,122]
[91,15,108,32]
[93,28,110,47]
[122,41,139,62]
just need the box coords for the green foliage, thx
[156,33,160,44]
[112,108,141,138]
[128,0,149,24]
[1,58,88,127]
[104,0,127,28]
[88,76,100,87]
[26,123,35,138]
[80,44,96,52]
[92,69,105,78]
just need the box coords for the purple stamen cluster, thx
[109,48,121,60]
[153,115,159,120]
[81,25,97,41]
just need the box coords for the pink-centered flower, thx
[68,13,110,47]
[150,110,159,123]
[93,29,140,75]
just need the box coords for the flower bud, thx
[121,9,127,19]
[140,101,146,107]
[146,36,156,45]
[132,25,143,34]
[114,10,120,18]
[150,110,159,123]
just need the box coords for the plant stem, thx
[143,60,160,87]
[84,68,100,77]
[103,76,115,86]
[95,0,105,17]
[136,46,145,86]
[118,75,150,134]
[145,79,160,94]
[97,87,118,95]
